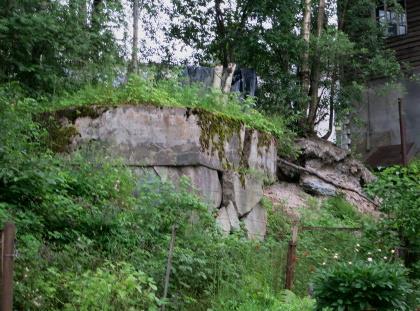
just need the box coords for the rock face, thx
[154,166,222,209]
[222,172,263,217]
[243,204,267,240]
[52,105,276,239]
[300,174,337,196]
[278,137,378,215]
[71,106,277,178]
[264,182,310,220]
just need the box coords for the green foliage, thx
[291,197,365,296]
[212,287,314,311]
[299,196,365,228]
[322,196,364,225]
[62,262,160,310]
[313,261,412,311]
[0,0,124,95]
[366,162,420,269]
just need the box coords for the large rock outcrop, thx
[277,137,378,215]
[46,105,277,239]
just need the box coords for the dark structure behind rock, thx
[348,0,420,165]
[184,66,257,97]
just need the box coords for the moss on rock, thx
[194,108,243,170]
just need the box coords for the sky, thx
[115,0,194,64]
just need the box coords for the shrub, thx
[63,262,160,310]
[366,161,420,266]
[312,261,412,311]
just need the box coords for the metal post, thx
[161,225,176,311]
[398,98,408,166]
[285,223,298,290]
[1,222,15,311]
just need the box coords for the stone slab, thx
[243,204,267,240]
[300,174,337,196]
[216,206,231,234]
[154,166,222,209]
[225,201,240,231]
[222,172,263,217]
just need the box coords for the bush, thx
[313,261,412,311]
[366,161,420,267]
[63,262,160,310]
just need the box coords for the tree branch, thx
[278,158,378,207]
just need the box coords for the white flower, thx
[323,248,328,251]
[355,248,359,252]
[333,253,339,259]
[356,243,360,247]
[322,262,326,266]
[391,249,395,254]
[367,252,372,255]
[367,257,373,262]
[377,248,382,252]
[383,256,388,260]
[348,261,352,265]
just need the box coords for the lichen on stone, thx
[54,105,107,123]
[36,105,108,153]
[257,131,273,154]
[194,108,243,170]
[38,115,78,153]
[194,108,275,186]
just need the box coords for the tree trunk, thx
[308,0,326,130]
[322,71,337,140]
[212,65,224,89]
[91,0,103,31]
[222,63,236,94]
[214,0,228,67]
[300,0,312,99]
[80,0,87,28]
[129,0,139,74]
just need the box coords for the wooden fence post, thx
[285,222,298,290]
[1,222,16,311]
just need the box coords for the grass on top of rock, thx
[47,73,292,144]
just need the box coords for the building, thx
[349,0,420,166]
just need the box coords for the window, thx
[377,0,407,37]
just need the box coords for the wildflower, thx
[383,256,388,260]
[355,248,359,252]
[367,251,372,255]
[322,262,326,266]
[333,254,339,259]
[348,261,352,265]
[367,257,373,262]
[377,248,382,252]
[356,243,360,247]
[391,249,395,254]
